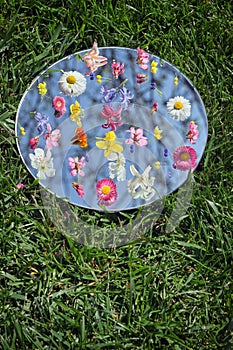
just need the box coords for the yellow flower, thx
[70,101,84,126]
[20,126,26,135]
[151,61,158,74]
[96,75,102,83]
[154,126,163,140]
[37,82,47,95]
[174,76,179,86]
[155,161,161,169]
[96,131,123,158]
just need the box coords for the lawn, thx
[0,0,232,349]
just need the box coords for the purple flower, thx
[100,86,117,104]
[34,112,49,135]
[119,87,134,110]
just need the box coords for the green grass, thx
[0,0,233,349]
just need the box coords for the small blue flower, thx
[34,112,49,135]
[130,144,135,153]
[119,86,134,110]
[164,148,168,157]
[100,86,117,104]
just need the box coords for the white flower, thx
[107,153,126,181]
[29,148,55,180]
[128,165,155,201]
[166,95,191,121]
[59,71,86,96]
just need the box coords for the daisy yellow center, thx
[174,101,183,110]
[180,152,190,161]
[101,185,111,195]
[56,101,62,107]
[66,75,77,84]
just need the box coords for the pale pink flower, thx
[101,105,123,131]
[68,156,85,177]
[82,41,108,75]
[173,146,197,171]
[96,178,117,206]
[186,121,199,144]
[136,47,149,70]
[17,182,24,189]
[44,124,61,150]
[125,127,148,146]
[72,182,85,198]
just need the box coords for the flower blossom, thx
[96,131,123,158]
[167,96,191,121]
[107,152,126,181]
[128,165,155,201]
[29,136,40,150]
[154,126,163,140]
[125,127,148,147]
[136,47,149,70]
[111,61,125,79]
[44,124,61,150]
[69,101,85,127]
[82,41,108,75]
[118,87,134,109]
[100,86,117,104]
[29,148,55,180]
[101,105,123,131]
[37,82,47,95]
[72,182,85,198]
[68,156,86,177]
[96,178,117,206]
[59,71,86,96]
[17,182,24,189]
[186,121,199,144]
[34,112,49,135]
[53,96,66,118]
[173,146,197,171]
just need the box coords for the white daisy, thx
[59,71,87,96]
[128,165,155,201]
[107,153,126,181]
[29,148,55,180]
[166,96,191,121]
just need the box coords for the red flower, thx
[29,136,40,150]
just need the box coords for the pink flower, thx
[125,127,148,147]
[186,121,199,144]
[136,47,149,70]
[72,182,85,198]
[29,136,40,150]
[17,182,24,189]
[68,156,85,177]
[173,146,197,171]
[111,61,125,79]
[53,96,66,118]
[44,124,61,150]
[101,105,123,131]
[96,178,117,206]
